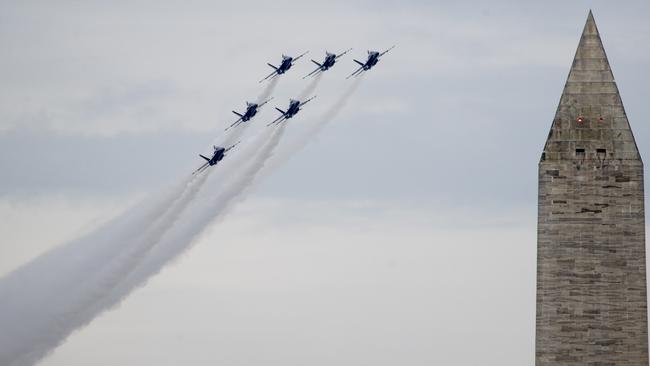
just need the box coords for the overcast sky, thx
[1,1,650,365]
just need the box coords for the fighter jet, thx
[259,51,309,83]
[193,142,240,174]
[346,45,395,79]
[303,48,352,79]
[226,98,273,131]
[267,96,316,126]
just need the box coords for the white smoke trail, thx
[82,124,288,316]
[298,72,323,100]
[0,69,358,366]
[257,76,279,104]
[81,70,337,318]
[0,172,211,366]
[0,124,285,366]
[0,172,196,310]
[90,73,355,313]
[267,74,364,173]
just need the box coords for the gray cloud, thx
[2,1,650,365]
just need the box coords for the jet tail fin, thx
[354,59,364,66]
[311,60,322,67]
[199,154,210,162]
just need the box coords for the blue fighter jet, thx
[303,48,352,79]
[259,51,308,83]
[347,46,395,79]
[194,142,240,174]
[226,97,273,131]
[267,96,316,126]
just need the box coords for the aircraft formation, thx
[194,46,395,174]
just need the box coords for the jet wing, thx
[303,67,321,79]
[225,118,243,131]
[336,48,353,59]
[259,70,277,83]
[224,141,241,152]
[292,51,309,62]
[379,45,395,57]
[299,96,316,107]
[258,97,273,107]
[267,115,287,126]
[346,66,364,79]
[193,162,210,175]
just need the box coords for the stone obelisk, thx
[536,11,648,365]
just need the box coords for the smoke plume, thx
[0,67,357,366]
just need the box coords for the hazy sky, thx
[1,1,650,365]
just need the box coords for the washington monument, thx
[536,11,648,365]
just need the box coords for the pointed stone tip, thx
[587,10,595,23]
[582,9,599,37]
[567,8,611,81]
[543,8,640,161]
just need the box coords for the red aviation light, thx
[576,116,585,124]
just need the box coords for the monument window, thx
[576,148,585,157]
[597,149,607,158]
